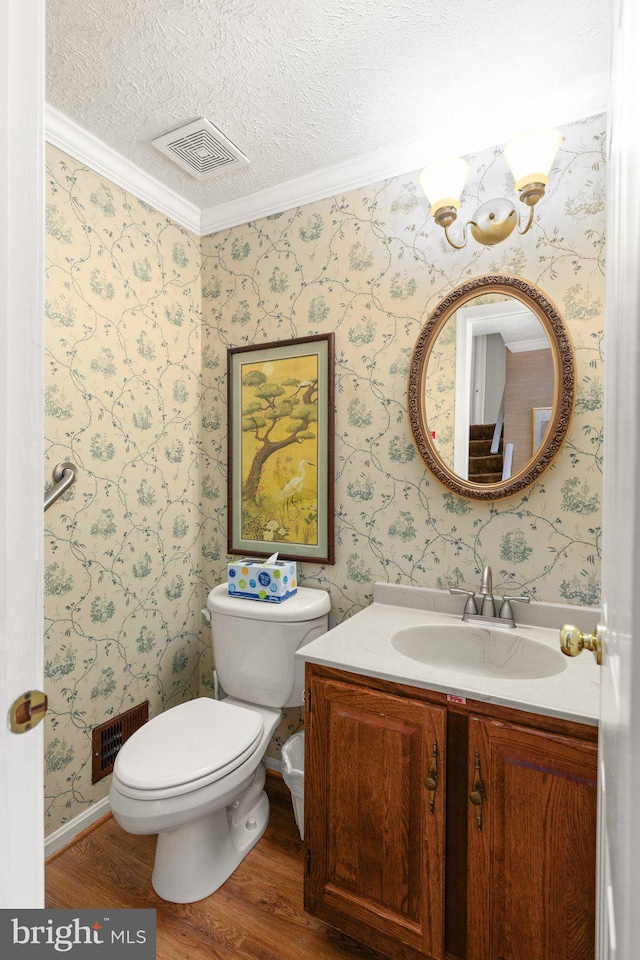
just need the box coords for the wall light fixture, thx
[419,127,562,249]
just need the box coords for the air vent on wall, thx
[91,701,149,784]
[152,118,249,181]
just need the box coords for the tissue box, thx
[227,558,297,602]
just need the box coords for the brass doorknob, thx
[559,624,603,666]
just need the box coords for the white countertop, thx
[296,584,600,726]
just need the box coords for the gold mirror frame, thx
[407,275,575,501]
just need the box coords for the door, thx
[467,717,598,960]
[0,0,46,907]
[598,2,640,958]
[305,675,446,960]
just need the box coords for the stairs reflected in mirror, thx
[468,423,503,483]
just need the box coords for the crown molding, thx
[45,71,608,240]
[45,104,201,235]
[200,71,609,236]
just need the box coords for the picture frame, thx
[227,334,335,564]
[532,406,552,455]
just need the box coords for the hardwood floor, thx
[46,775,386,960]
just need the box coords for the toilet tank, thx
[206,584,330,708]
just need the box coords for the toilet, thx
[109,582,330,903]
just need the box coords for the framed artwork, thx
[532,406,552,454]
[227,334,335,564]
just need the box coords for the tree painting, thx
[240,353,319,547]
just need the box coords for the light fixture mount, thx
[469,198,519,246]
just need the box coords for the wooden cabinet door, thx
[305,676,447,960]
[466,716,597,960]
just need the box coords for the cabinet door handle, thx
[424,741,438,813]
[469,752,484,830]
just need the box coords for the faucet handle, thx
[450,588,478,616]
[498,595,530,620]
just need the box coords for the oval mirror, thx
[408,275,575,500]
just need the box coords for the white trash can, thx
[281,730,305,840]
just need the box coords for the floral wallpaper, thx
[44,114,605,831]
[200,114,605,751]
[44,145,206,833]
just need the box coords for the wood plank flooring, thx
[46,775,386,960]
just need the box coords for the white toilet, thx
[109,582,330,903]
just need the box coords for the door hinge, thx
[306,687,312,714]
[306,848,311,875]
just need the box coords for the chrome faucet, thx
[450,565,530,628]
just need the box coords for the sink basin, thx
[391,623,566,680]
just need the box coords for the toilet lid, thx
[114,698,264,791]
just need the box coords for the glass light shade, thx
[504,127,563,191]
[419,157,469,214]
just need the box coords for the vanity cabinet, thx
[466,716,598,960]
[304,665,597,960]
[304,675,447,960]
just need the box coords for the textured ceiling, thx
[46,0,609,209]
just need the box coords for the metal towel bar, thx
[44,461,78,512]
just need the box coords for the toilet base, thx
[151,763,270,903]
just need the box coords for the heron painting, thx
[277,459,315,514]
[227,334,335,564]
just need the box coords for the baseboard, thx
[45,796,111,861]
[264,756,283,778]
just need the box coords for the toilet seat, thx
[114,698,264,799]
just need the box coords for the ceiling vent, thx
[152,118,249,181]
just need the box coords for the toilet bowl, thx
[109,583,330,903]
[110,697,282,902]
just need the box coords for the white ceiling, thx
[46,0,609,217]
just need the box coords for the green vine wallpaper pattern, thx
[44,145,206,832]
[200,114,605,748]
[44,113,605,834]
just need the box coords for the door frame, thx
[0,0,46,908]
[453,299,537,478]
[596,1,640,957]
